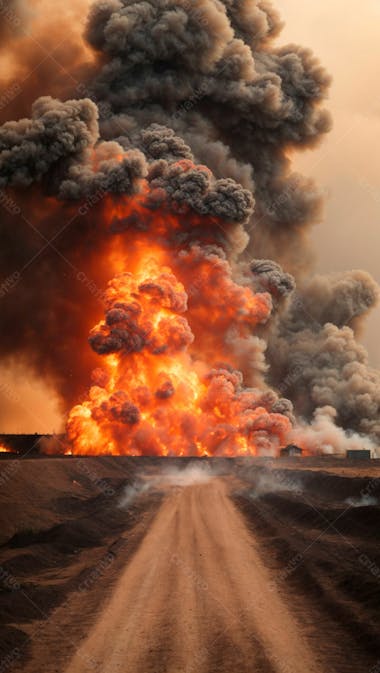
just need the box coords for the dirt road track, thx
[65,477,321,673]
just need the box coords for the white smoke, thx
[155,462,214,487]
[118,461,217,508]
[118,481,152,509]
[345,495,378,508]
[291,406,377,457]
[246,468,303,499]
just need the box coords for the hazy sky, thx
[276,0,380,368]
[1,0,379,433]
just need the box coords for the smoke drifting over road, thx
[0,0,378,453]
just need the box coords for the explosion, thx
[67,191,291,455]
[0,0,379,455]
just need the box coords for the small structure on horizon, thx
[280,444,303,457]
[346,449,372,460]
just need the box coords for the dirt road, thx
[65,477,321,673]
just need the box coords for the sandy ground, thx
[1,457,379,673]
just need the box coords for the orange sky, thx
[0,0,378,433]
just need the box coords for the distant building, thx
[280,444,303,457]
[346,449,372,460]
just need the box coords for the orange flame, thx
[0,443,13,453]
[67,181,292,456]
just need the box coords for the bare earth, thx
[1,457,379,672]
[65,478,319,673]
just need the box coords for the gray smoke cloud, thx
[250,259,296,302]
[285,270,379,331]
[0,0,378,450]
[267,271,380,444]
[0,97,99,188]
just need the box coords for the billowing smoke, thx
[0,0,378,453]
[291,407,377,456]
[250,259,296,305]
[0,97,99,188]
[267,272,380,446]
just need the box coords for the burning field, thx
[0,0,380,671]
